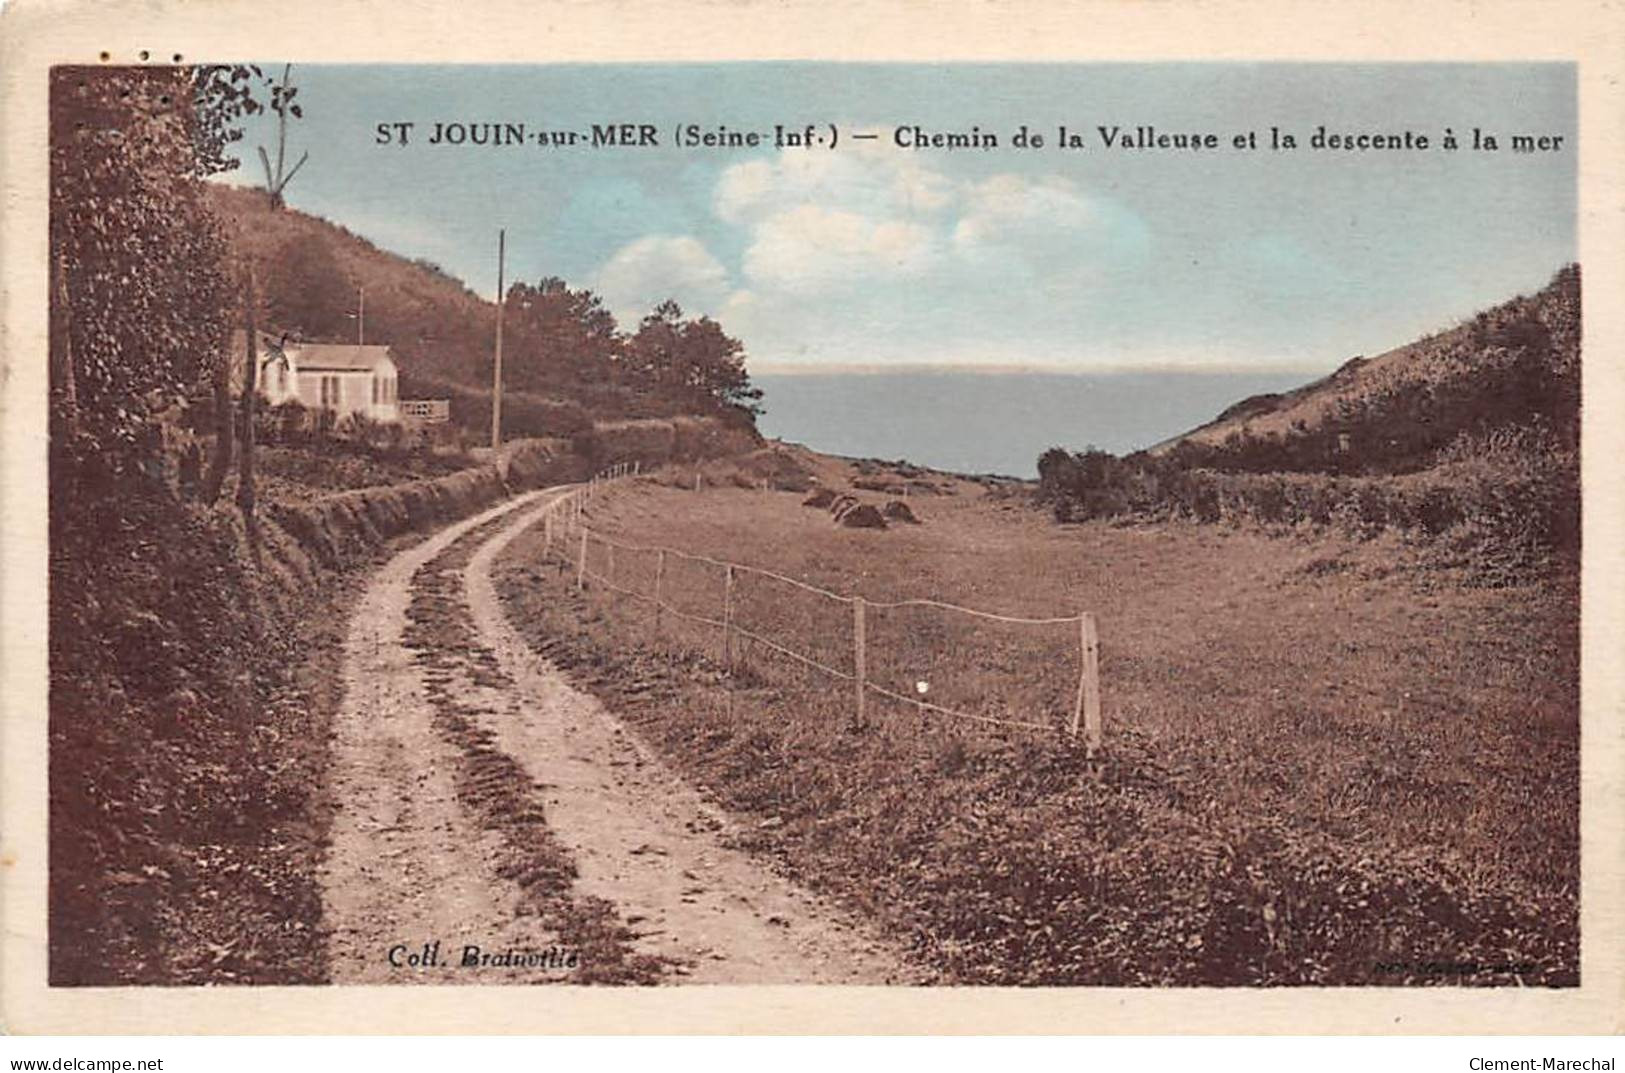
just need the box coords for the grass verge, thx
[492,476,1577,986]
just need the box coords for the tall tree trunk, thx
[200,327,235,504]
[236,269,259,529]
[257,64,308,211]
[49,249,79,443]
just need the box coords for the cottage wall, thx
[294,364,399,423]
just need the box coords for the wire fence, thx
[533,466,1102,752]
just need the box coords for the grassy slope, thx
[208,184,492,384]
[495,464,1577,985]
[1149,268,1578,459]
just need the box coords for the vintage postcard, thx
[2,0,1622,1036]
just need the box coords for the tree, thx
[49,66,241,473]
[236,270,261,531]
[626,299,686,392]
[626,302,762,417]
[675,315,763,417]
[190,64,274,177]
[256,64,308,209]
[502,277,622,389]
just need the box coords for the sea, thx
[751,369,1312,479]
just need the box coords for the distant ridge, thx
[1146,265,1580,473]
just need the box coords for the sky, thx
[218,63,1576,375]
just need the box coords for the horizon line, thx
[748,360,1327,378]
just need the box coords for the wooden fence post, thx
[852,596,867,729]
[577,528,589,593]
[720,565,736,717]
[653,549,665,635]
[722,565,735,672]
[1072,612,1102,755]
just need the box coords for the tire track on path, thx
[324,486,911,984]
[322,489,568,984]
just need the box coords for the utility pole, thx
[357,285,365,345]
[491,228,505,451]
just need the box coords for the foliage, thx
[189,64,274,177]
[1161,266,1579,478]
[50,476,336,984]
[624,300,764,417]
[400,372,595,442]
[502,277,622,389]
[49,67,241,470]
[265,234,355,339]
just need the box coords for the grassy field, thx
[494,454,1578,985]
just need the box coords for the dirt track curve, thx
[321,487,909,984]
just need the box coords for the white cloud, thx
[591,149,1158,368]
[953,174,1152,276]
[593,235,732,325]
[715,145,953,225]
[743,205,938,294]
[714,151,1150,307]
[717,146,955,295]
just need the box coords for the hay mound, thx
[736,446,816,492]
[802,488,837,509]
[882,499,921,524]
[838,503,888,529]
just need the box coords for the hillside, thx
[1038,266,1580,581]
[1147,265,1580,476]
[205,184,760,438]
[208,185,492,384]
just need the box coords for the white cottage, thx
[229,333,400,424]
[289,343,400,424]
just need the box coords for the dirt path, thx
[322,488,908,984]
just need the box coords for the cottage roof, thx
[293,344,396,373]
[228,329,289,361]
